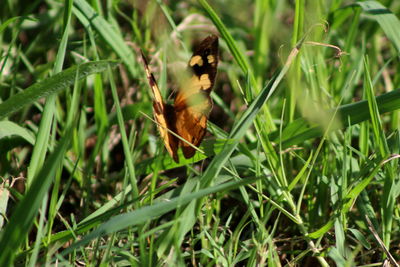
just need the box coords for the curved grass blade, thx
[355,1,400,53]
[61,177,258,255]
[0,121,35,144]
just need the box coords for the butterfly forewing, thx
[174,35,219,158]
[141,51,179,162]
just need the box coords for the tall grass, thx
[1,0,400,265]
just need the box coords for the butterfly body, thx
[142,35,219,162]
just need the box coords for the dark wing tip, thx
[140,49,149,66]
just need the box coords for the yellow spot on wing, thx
[207,55,215,65]
[198,74,211,90]
[189,55,203,67]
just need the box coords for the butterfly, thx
[141,35,219,163]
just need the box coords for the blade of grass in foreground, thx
[0,121,35,144]
[0,126,74,266]
[0,61,118,120]
[61,177,258,255]
[25,0,71,185]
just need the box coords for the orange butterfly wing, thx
[141,51,179,162]
[174,35,219,159]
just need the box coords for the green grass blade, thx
[108,66,139,200]
[356,1,400,52]
[0,61,117,120]
[0,16,23,34]
[0,121,35,144]
[276,88,400,148]
[73,0,138,76]
[61,177,258,254]
[363,56,389,157]
[0,127,74,266]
